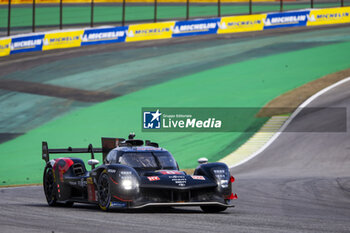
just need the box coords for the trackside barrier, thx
[0,0,277,3]
[0,6,350,57]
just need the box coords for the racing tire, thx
[200,205,227,213]
[43,165,58,206]
[97,172,111,211]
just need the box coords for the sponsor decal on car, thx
[136,147,163,151]
[169,175,187,186]
[160,170,183,175]
[191,175,205,180]
[77,178,87,187]
[147,176,160,181]
[110,202,127,207]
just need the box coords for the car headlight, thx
[121,179,133,190]
[220,180,229,188]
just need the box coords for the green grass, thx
[0,3,342,29]
[1,40,350,186]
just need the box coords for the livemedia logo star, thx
[143,109,162,129]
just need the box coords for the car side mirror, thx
[198,157,208,164]
[88,159,99,166]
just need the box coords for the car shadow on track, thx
[23,203,232,214]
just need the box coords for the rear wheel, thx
[97,172,111,211]
[43,165,58,206]
[200,205,227,213]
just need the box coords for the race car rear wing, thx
[42,137,125,164]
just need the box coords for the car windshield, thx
[119,152,158,168]
[119,151,177,170]
[153,152,177,170]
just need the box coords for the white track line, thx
[0,184,41,189]
[230,76,350,169]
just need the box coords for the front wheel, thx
[43,165,58,206]
[97,172,111,211]
[200,205,227,213]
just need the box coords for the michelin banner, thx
[0,38,11,57]
[1,7,350,57]
[81,26,128,46]
[42,30,84,51]
[218,14,266,34]
[307,7,350,26]
[172,18,220,37]
[10,34,44,54]
[264,10,310,29]
[126,22,175,42]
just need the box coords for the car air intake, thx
[72,163,85,176]
[171,190,190,202]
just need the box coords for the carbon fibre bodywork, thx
[42,136,237,212]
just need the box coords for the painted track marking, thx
[222,76,350,169]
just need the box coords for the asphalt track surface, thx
[1,67,350,232]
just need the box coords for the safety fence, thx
[1,0,349,37]
[0,6,350,57]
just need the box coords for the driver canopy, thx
[106,149,178,170]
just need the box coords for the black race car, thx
[42,134,237,212]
